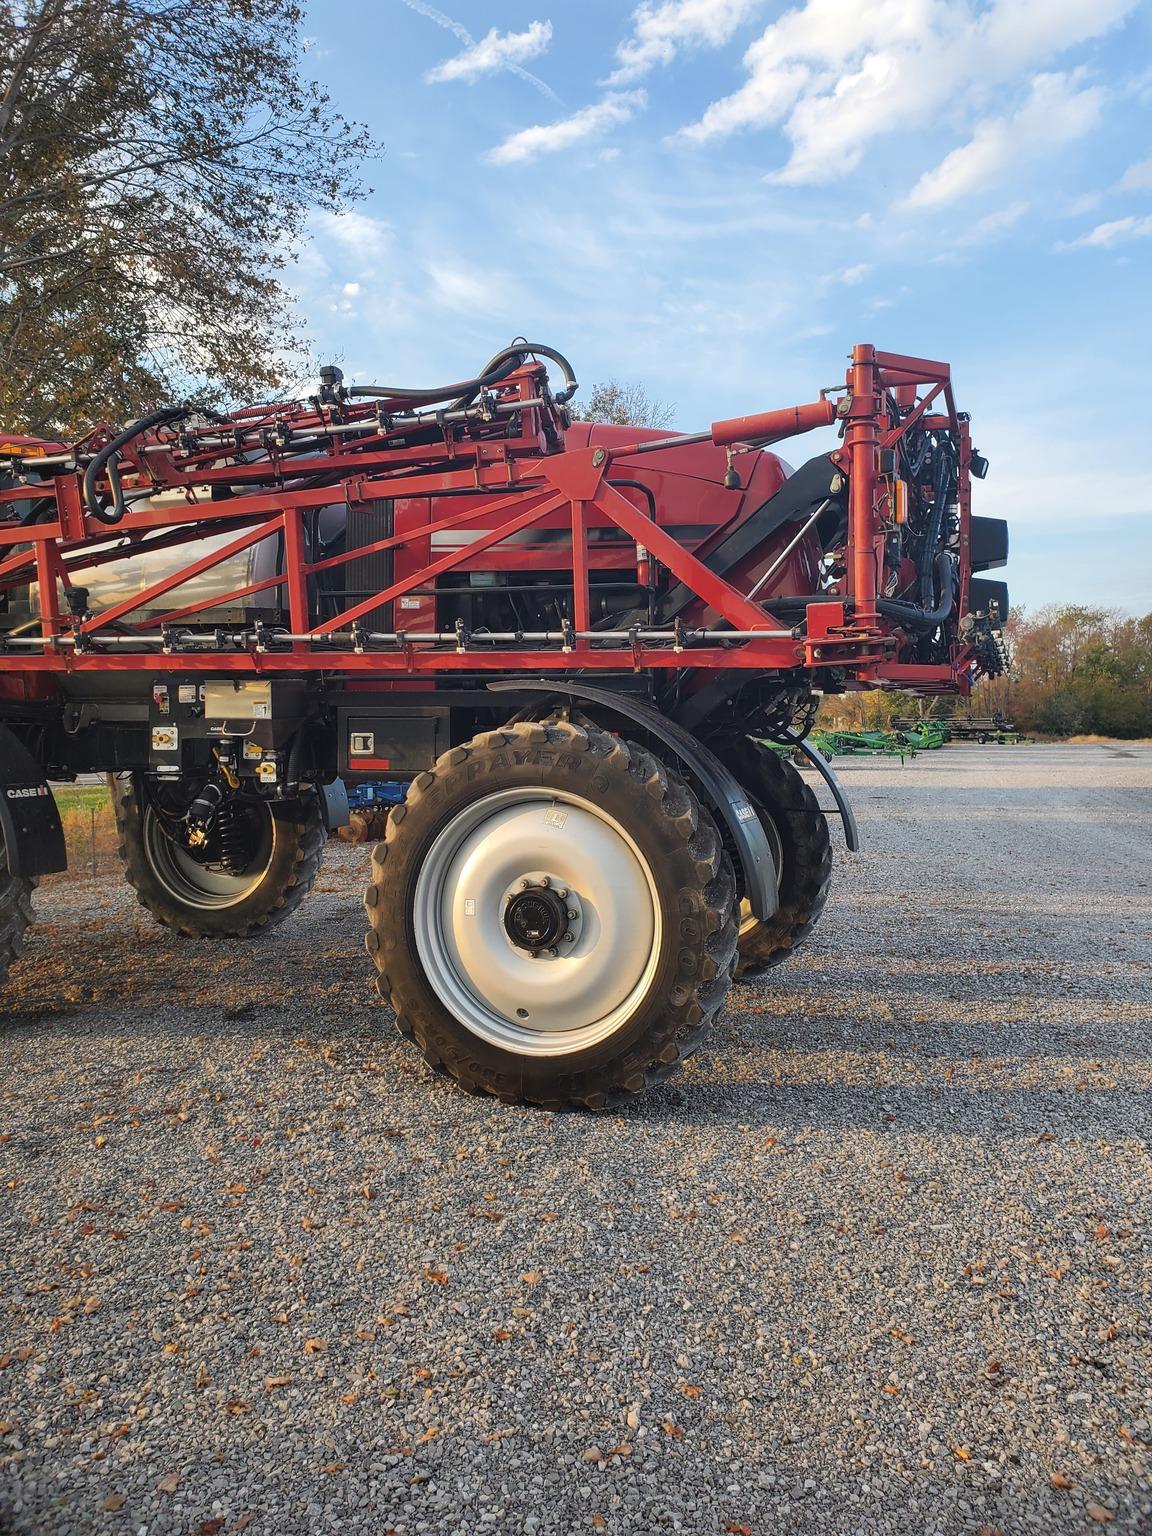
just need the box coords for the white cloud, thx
[312,211,393,268]
[957,200,1031,244]
[426,21,552,84]
[608,0,765,85]
[1119,155,1152,191]
[342,282,361,297]
[675,0,1139,191]
[426,261,508,312]
[905,74,1101,208]
[836,262,871,285]
[1062,214,1152,248]
[486,92,647,166]
[399,0,559,100]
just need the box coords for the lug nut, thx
[548,946,559,957]
[564,931,575,942]
[540,876,551,888]
[520,878,531,889]
[567,909,577,921]
[555,887,568,900]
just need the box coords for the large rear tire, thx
[0,836,35,986]
[714,738,833,980]
[110,775,326,938]
[364,721,737,1109]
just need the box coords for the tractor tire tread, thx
[0,870,36,986]
[720,738,834,979]
[364,719,737,1109]
[110,776,326,939]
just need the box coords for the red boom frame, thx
[0,344,980,695]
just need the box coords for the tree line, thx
[822,605,1152,739]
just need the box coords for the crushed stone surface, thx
[1,742,1150,1535]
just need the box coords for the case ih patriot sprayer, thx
[0,342,1007,1107]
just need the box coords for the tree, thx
[575,378,676,430]
[0,0,378,436]
[972,603,1152,738]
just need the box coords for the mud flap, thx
[0,725,67,876]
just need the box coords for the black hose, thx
[880,551,955,629]
[917,440,956,609]
[347,355,523,405]
[763,552,955,631]
[84,404,190,524]
[347,341,579,410]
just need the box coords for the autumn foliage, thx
[822,605,1152,739]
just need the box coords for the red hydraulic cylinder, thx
[845,343,880,628]
[710,399,835,449]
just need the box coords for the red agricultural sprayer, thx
[0,341,1007,1105]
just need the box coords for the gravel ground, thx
[1,741,1150,1536]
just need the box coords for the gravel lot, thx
[1,741,1150,1536]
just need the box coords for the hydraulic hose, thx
[763,553,955,631]
[347,341,579,410]
[83,404,190,524]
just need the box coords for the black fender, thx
[487,679,778,921]
[784,732,860,852]
[0,725,67,876]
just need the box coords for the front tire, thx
[713,738,833,980]
[110,776,326,938]
[364,721,737,1109]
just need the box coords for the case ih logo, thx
[5,785,49,799]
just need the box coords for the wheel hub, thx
[503,881,568,953]
[413,792,659,1054]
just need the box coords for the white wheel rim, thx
[142,803,276,910]
[413,788,661,1056]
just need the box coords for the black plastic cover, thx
[970,516,1008,572]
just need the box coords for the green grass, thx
[52,782,112,813]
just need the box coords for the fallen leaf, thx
[492,1328,513,1342]
[321,1462,345,1474]
[726,1525,752,1536]
[265,1376,292,1389]
[82,1296,101,1315]
[102,1495,126,1512]
[418,1426,440,1443]
[157,1472,181,1494]
[1050,1473,1075,1490]
[953,1446,972,1462]
[662,1421,685,1439]
[592,1517,605,1530]
[303,1338,327,1354]
[200,1521,225,1536]
[1085,1505,1114,1524]
[423,1269,448,1285]
[520,1270,543,1285]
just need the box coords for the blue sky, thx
[293,0,1152,616]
